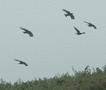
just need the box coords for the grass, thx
[0,65,106,90]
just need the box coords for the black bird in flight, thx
[84,21,97,29]
[20,27,34,37]
[73,26,85,35]
[14,59,28,66]
[62,9,75,19]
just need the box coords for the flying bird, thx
[73,26,85,35]
[14,59,28,66]
[84,21,97,29]
[20,27,34,37]
[62,9,75,19]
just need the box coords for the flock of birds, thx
[14,9,97,66]
[62,9,97,35]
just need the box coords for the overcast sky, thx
[0,0,106,82]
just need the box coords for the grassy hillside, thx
[0,65,106,90]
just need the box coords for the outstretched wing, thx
[20,27,29,32]
[20,27,34,37]
[14,59,28,66]
[14,59,21,62]
[62,9,70,13]
[84,21,97,29]
[73,26,80,33]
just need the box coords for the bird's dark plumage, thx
[84,21,97,29]
[73,26,85,35]
[20,27,34,37]
[14,59,28,66]
[62,9,75,19]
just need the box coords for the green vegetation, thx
[1,65,106,90]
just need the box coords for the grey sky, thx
[0,0,106,82]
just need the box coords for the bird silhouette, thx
[20,27,34,37]
[73,26,85,35]
[14,59,28,66]
[84,21,97,29]
[62,9,75,19]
